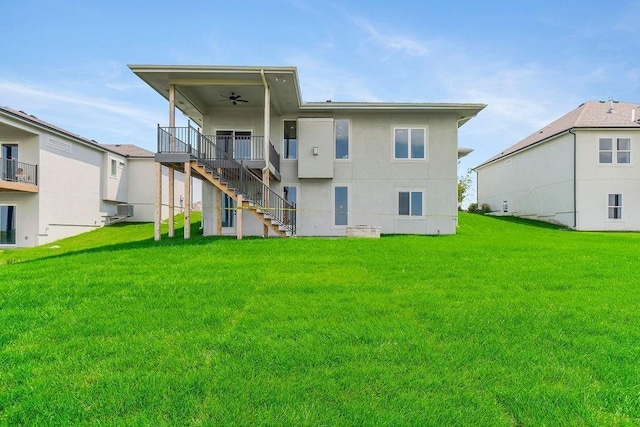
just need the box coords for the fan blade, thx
[236,99,249,103]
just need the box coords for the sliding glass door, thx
[0,206,16,245]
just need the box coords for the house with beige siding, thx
[475,100,640,230]
[0,107,185,247]
[129,65,485,239]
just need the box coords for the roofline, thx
[474,125,640,170]
[128,64,485,122]
[0,107,127,158]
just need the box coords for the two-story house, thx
[0,107,186,247]
[475,100,640,230]
[129,65,485,239]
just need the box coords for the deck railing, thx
[158,125,295,235]
[0,158,37,185]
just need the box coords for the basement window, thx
[398,191,423,216]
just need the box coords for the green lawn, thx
[1,213,639,425]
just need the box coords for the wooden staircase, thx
[190,162,294,237]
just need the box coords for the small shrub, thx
[467,203,492,214]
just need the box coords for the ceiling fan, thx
[220,92,249,105]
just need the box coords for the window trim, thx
[397,189,425,218]
[334,118,351,161]
[282,119,298,161]
[332,184,350,228]
[607,193,623,220]
[393,126,427,160]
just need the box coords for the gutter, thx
[569,128,577,228]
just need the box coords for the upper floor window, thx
[394,128,425,159]
[283,120,297,160]
[110,159,117,177]
[608,193,622,219]
[335,119,349,159]
[599,138,630,164]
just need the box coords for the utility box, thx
[117,204,134,217]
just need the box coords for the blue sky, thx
[2,0,639,201]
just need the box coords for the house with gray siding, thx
[475,100,640,231]
[129,65,485,239]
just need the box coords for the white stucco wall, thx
[477,133,575,227]
[127,160,192,223]
[202,109,460,236]
[575,129,640,231]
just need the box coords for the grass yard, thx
[1,213,639,425]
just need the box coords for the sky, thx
[2,0,639,202]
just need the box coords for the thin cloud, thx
[0,80,159,127]
[351,16,430,57]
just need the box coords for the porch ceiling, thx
[128,65,302,125]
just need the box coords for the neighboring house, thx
[129,65,485,239]
[0,107,184,248]
[475,100,640,231]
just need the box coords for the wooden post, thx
[262,71,271,238]
[184,162,191,239]
[236,194,243,240]
[216,189,222,236]
[168,83,176,237]
[154,163,162,241]
[168,168,175,237]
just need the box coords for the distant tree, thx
[458,169,473,204]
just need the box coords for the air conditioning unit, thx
[117,204,134,217]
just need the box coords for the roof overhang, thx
[128,65,303,126]
[129,65,486,127]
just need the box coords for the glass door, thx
[1,144,18,182]
[0,206,16,245]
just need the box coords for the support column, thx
[261,70,271,238]
[236,194,243,240]
[168,84,176,238]
[154,163,162,241]
[168,168,175,237]
[184,162,191,239]
[216,189,222,236]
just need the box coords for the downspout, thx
[569,128,577,228]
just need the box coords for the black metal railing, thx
[0,158,37,186]
[158,125,295,235]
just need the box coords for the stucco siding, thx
[477,133,575,227]
[575,130,640,230]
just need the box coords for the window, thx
[398,191,423,216]
[617,138,631,163]
[608,194,622,219]
[334,186,348,226]
[0,206,16,245]
[221,194,235,227]
[110,159,117,176]
[599,138,631,164]
[283,120,297,160]
[335,119,349,159]
[394,128,425,159]
[283,186,297,225]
